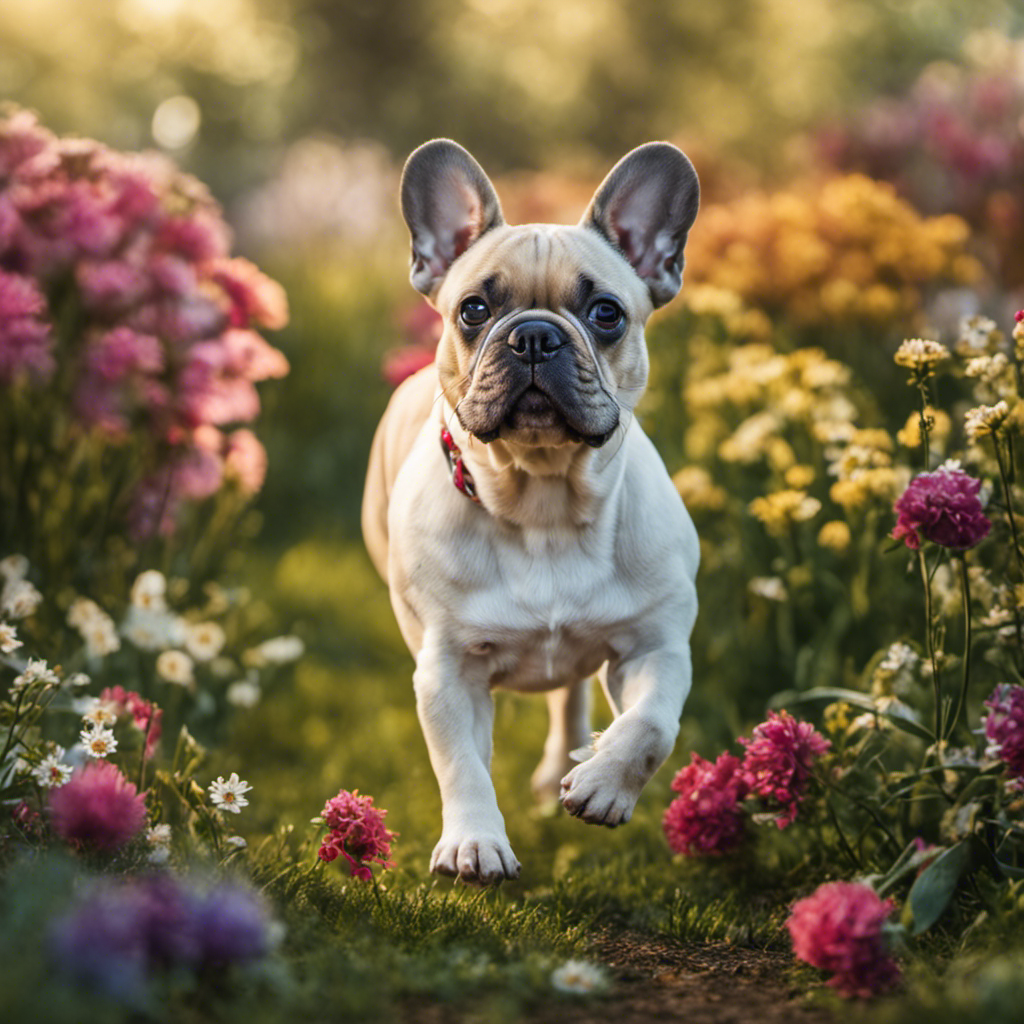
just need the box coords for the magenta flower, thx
[740,711,831,828]
[223,429,268,495]
[0,269,53,382]
[662,752,750,857]
[787,881,900,998]
[100,685,163,759]
[318,788,397,880]
[49,761,148,851]
[981,683,1024,784]
[891,466,991,550]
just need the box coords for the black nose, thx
[507,320,566,364]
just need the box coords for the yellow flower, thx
[894,338,950,377]
[830,478,869,510]
[964,401,1011,439]
[749,489,822,535]
[897,407,951,448]
[824,701,853,736]
[818,520,852,553]
[785,464,816,490]
[672,466,727,511]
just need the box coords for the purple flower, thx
[191,884,272,963]
[891,465,991,550]
[662,753,750,857]
[740,711,831,828]
[982,683,1024,784]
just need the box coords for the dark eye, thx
[459,297,490,327]
[588,299,624,331]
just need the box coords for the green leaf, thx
[907,840,972,934]
[769,687,934,743]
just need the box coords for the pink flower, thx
[177,340,261,426]
[787,882,900,998]
[49,761,148,851]
[208,257,289,330]
[156,211,231,263]
[318,789,397,881]
[172,440,224,501]
[127,472,179,542]
[662,752,750,856]
[0,270,53,383]
[76,259,150,314]
[891,466,991,551]
[981,683,1024,783]
[383,344,436,388]
[100,685,163,758]
[740,711,831,828]
[224,429,268,495]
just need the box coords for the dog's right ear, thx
[400,140,504,297]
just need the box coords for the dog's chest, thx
[457,529,634,691]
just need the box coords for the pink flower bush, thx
[787,881,900,998]
[891,465,991,551]
[48,761,148,851]
[317,788,396,880]
[981,683,1024,784]
[662,752,750,856]
[740,711,831,828]
[100,685,163,759]
[0,107,289,538]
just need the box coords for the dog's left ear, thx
[401,139,505,297]
[581,143,699,308]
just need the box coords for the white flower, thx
[184,621,226,662]
[131,570,168,612]
[243,634,304,667]
[209,772,252,814]
[80,725,118,758]
[121,605,187,651]
[12,658,59,691]
[156,649,195,686]
[225,835,248,849]
[964,400,1010,439]
[32,747,72,788]
[1,578,42,620]
[550,959,609,995]
[67,598,122,658]
[146,824,172,862]
[879,642,918,674]
[226,679,261,708]
[65,672,92,689]
[894,337,949,373]
[81,698,118,728]
[748,576,787,602]
[0,621,22,654]
[0,554,29,581]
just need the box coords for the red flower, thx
[662,752,750,856]
[317,789,396,881]
[788,882,900,998]
[49,761,148,851]
[981,683,1024,784]
[891,466,991,551]
[740,711,830,828]
[99,685,163,758]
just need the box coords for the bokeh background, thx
[5,0,1024,880]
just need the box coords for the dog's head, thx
[401,140,699,450]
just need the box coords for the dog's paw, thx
[559,755,642,827]
[430,832,521,885]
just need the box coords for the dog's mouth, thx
[503,385,563,432]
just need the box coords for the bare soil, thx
[400,928,840,1024]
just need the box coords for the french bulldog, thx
[362,139,700,883]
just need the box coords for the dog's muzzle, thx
[507,320,567,364]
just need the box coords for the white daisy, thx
[80,725,118,758]
[156,649,195,686]
[1,578,43,620]
[208,772,252,814]
[121,606,187,651]
[0,554,29,581]
[130,570,168,612]
[65,672,92,689]
[226,679,261,708]
[32,748,73,788]
[0,621,22,654]
[81,698,119,728]
[12,658,59,692]
[550,959,609,995]
[243,635,304,667]
[184,621,226,662]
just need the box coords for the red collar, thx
[440,427,481,504]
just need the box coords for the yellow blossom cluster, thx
[684,175,981,326]
[749,489,822,535]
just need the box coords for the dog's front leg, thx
[414,639,521,883]
[560,644,692,826]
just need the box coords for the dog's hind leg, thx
[531,677,592,805]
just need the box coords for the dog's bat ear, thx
[401,139,504,296]
[581,143,699,308]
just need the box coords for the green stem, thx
[993,436,1024,661]
[919,548,943,741]
[945,557,973,741]
[916,381,932,471]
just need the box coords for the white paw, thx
[430,831,521,884]
[559,754,642,827]
[531,752,574,804]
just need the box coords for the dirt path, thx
[402,928,838,1024]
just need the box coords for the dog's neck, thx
[441,400,628,533]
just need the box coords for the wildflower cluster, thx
[684,174,979,326]
[0,108,289,596]
[316,788,397,880]
[663,711,830,856]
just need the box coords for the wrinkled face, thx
[434,224,653,449]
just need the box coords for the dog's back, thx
[361,363,438,580]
